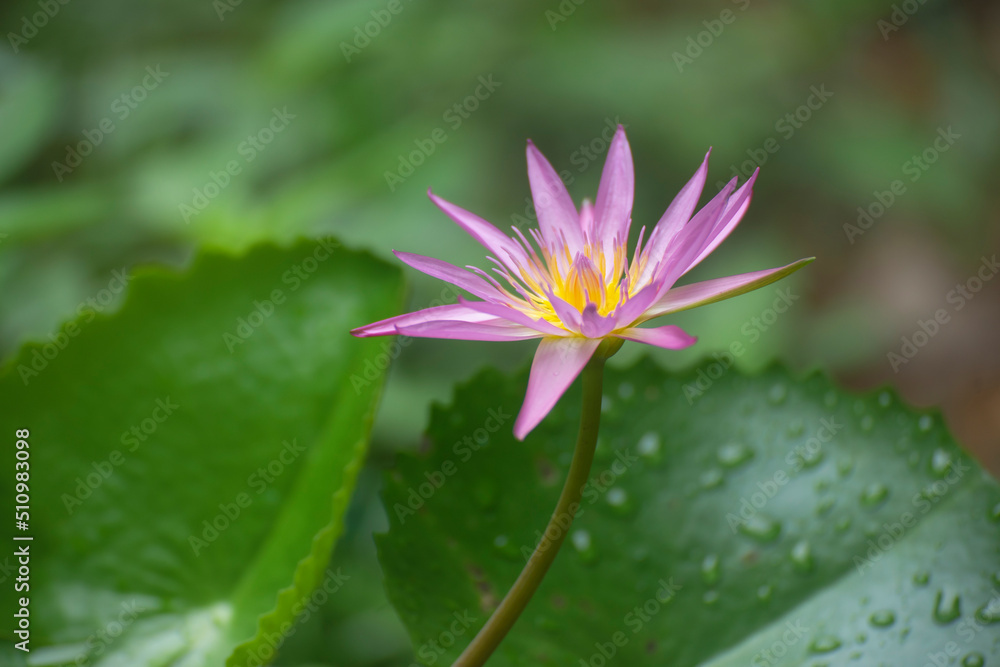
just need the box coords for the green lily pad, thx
[379,360,1000,666]
[0,240,403,666]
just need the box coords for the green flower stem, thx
[453,354,607,667]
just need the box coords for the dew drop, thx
[701,554,721,585]
[929,449,954,477]
[786,419,805,438]
[962,653,985,667]
[974,597,1000,624]
[869,609,896,628]
[852,399,866,416]
[933,588,962,625]
[717,442,754,468]
[703,590,720,605]
[757,584,773,602]
[816,497,835,516]
[860,483,889,507]
[618,382,634,400]
[699,468,724,490]
[492,535,520,561]
[790,540,815,573]
[878,391,892,408]
[913,571,930,587]
[768,384,788,405]
[809,635,842,654]
[823,390,839,407]
[989,502,1000,522]
[917,415,934,432]
[572,529,591,552]
[738,514,781,543]
[637,432,661,458]
[836,456,855,476]
[835,516,852,532]
[605,487,632,514]
[859,415,874,432]
[601,395,613,413]
[801,447,824,468]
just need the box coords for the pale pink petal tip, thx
[513,337,600,440]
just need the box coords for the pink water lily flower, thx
[353,127,813,439]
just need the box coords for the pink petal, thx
[428,191,524,269]
[352,304,498,338]
[526,140,585,253]
[545,292,584,333]
[684,169,758,274]
[580,303,616,338]
[636,149,711,285]
[395,320,543,342]
[651,178,737,295]
[593,126,634,249]
[394,251,509,303]
[514,337,601,440]
[459,297,568,337]
[579,199,595,239]
[639,258,815,322]
[614,325,697,350]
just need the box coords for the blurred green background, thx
[2,0,998,663]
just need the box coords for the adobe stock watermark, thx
[750,619,811,667]
[7,0,72,53]
[887,254,998,372]
[877,0,930,41]
[519,447,639,561]
[672,0,750,73]
[61,397,179,515]
[510,116,627,229]
[223,237,340,352]
[179,107,296,223]
[188,438,306,555]
[578,578,682,667]
[682,287,799,403]
[853,457,971,574]
[340,0,414,62]
[52,66,169,182]
[392,407,511,524]
[16,268,131,386]
[239,567,351,667]
[725,417,843,533]
[843,126,960,244]
[545,0,586,30]
[384,74,501,192]
[713,85,833,190]
[406,610,479,666]
[72,600,145,667]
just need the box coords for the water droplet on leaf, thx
[701,554,721,585]
[717,442,754,468]
[860,483,888,506]
[739,515,781,543]
[809,635,842,654]
[933,589,962,625]
[869,610,896,628]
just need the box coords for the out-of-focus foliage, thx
[1,0,998,664]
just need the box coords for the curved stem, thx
[453,355,606,667]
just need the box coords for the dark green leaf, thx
[0,240,403,666]
[379,361,1000,665]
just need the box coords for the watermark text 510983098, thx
[13,429,33,652]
